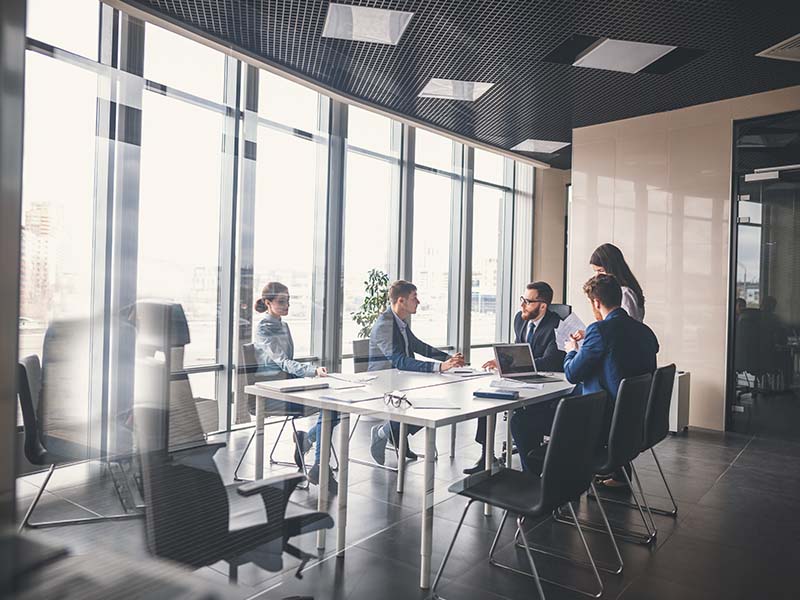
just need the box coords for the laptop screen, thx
[494,344,536,376]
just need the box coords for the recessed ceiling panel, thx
[322,4,413,45]
[418,78,494,101]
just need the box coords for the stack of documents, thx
[490,379,544,391]
[554,313,587,351]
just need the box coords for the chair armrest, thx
[237,472,306,497]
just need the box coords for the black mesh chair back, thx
[602,373,652,471]
[539,391,606,509]
[136,406,231,567]
[352,338,371,374]
[734,308,764,376]
[549,304,572,320]
[643,364,676,450]
[17,356,50,465]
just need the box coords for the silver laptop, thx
[493,343,562,383]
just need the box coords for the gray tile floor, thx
[15,417,800,599]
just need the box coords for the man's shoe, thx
[370,425,387,466]
[462,456,500,475]
[463,456,486,475]
[307,464,339,495]
[294,431,311,470]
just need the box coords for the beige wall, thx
[568,85,800,430]
[532,167,571,302]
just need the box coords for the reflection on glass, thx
[736,224,762,306]
[412,170,454,346]
[144,23,226,102]
[471,184,504,344]
[19,52,98,361]
[138,91,224,367]
[26,0,100,61]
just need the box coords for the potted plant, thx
[350,269,389,371]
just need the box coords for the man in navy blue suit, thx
[368,280,464,465]
[512,273,658,474]
[465,281,566,474]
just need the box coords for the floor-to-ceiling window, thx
[341,106,401,367]
[137,23,230,418]
[412,129,463,348]
[250,71,329,359]
[471,149,513,355]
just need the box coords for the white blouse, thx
[621,286,645,322]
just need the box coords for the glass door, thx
[729,110,800,439]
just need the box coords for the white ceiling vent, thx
[756,33,800,63]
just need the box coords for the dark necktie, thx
[526,321,536,345]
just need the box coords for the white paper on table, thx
[555,312,587,351]
[328,373,377,384]
[327,379,368,391]
[490,379,545,391]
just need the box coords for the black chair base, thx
[587,448,678,518]
[555,464,657,545]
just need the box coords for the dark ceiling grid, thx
[129,0,800,169]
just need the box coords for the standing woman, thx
[590,243,645,321]
[254,282,338,493]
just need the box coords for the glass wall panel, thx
[137,91,225,368]
[143,23,226,102]
[26,0,99,60]
[415,128,457,173]
[251,74,328,359]
[341,108,399,361]
[474,148,505,185]
[412,170,455,346]
[471,183,505,344]
[259,71,321,133]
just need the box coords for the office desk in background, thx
[245,369,574,589]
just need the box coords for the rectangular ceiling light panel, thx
[322,4,414,45]
[573,38,676,73]
[511,139,570,153]
[419,78,494,101]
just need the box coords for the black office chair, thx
[17,353,141,531]
[135,401,333,583]
[590,365,678,518]
[549,303,572,320]
[431,392,613,600]
[558,373,656,545]
[233,343,337,484]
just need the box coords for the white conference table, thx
[244,369,574,589]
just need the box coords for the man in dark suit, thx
[368,280,464,465]
[465,281,566,474]
[562,273,659,485]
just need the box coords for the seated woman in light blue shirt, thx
[254,281,338,493]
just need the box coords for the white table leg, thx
[505,410,513,468]
[450,423,457,458]
[316,409,332,551]
[420,427,435,589]
[484,413,496,517]
[336,413,350,556]
[255,396,265,479]
[397,422,407,494]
